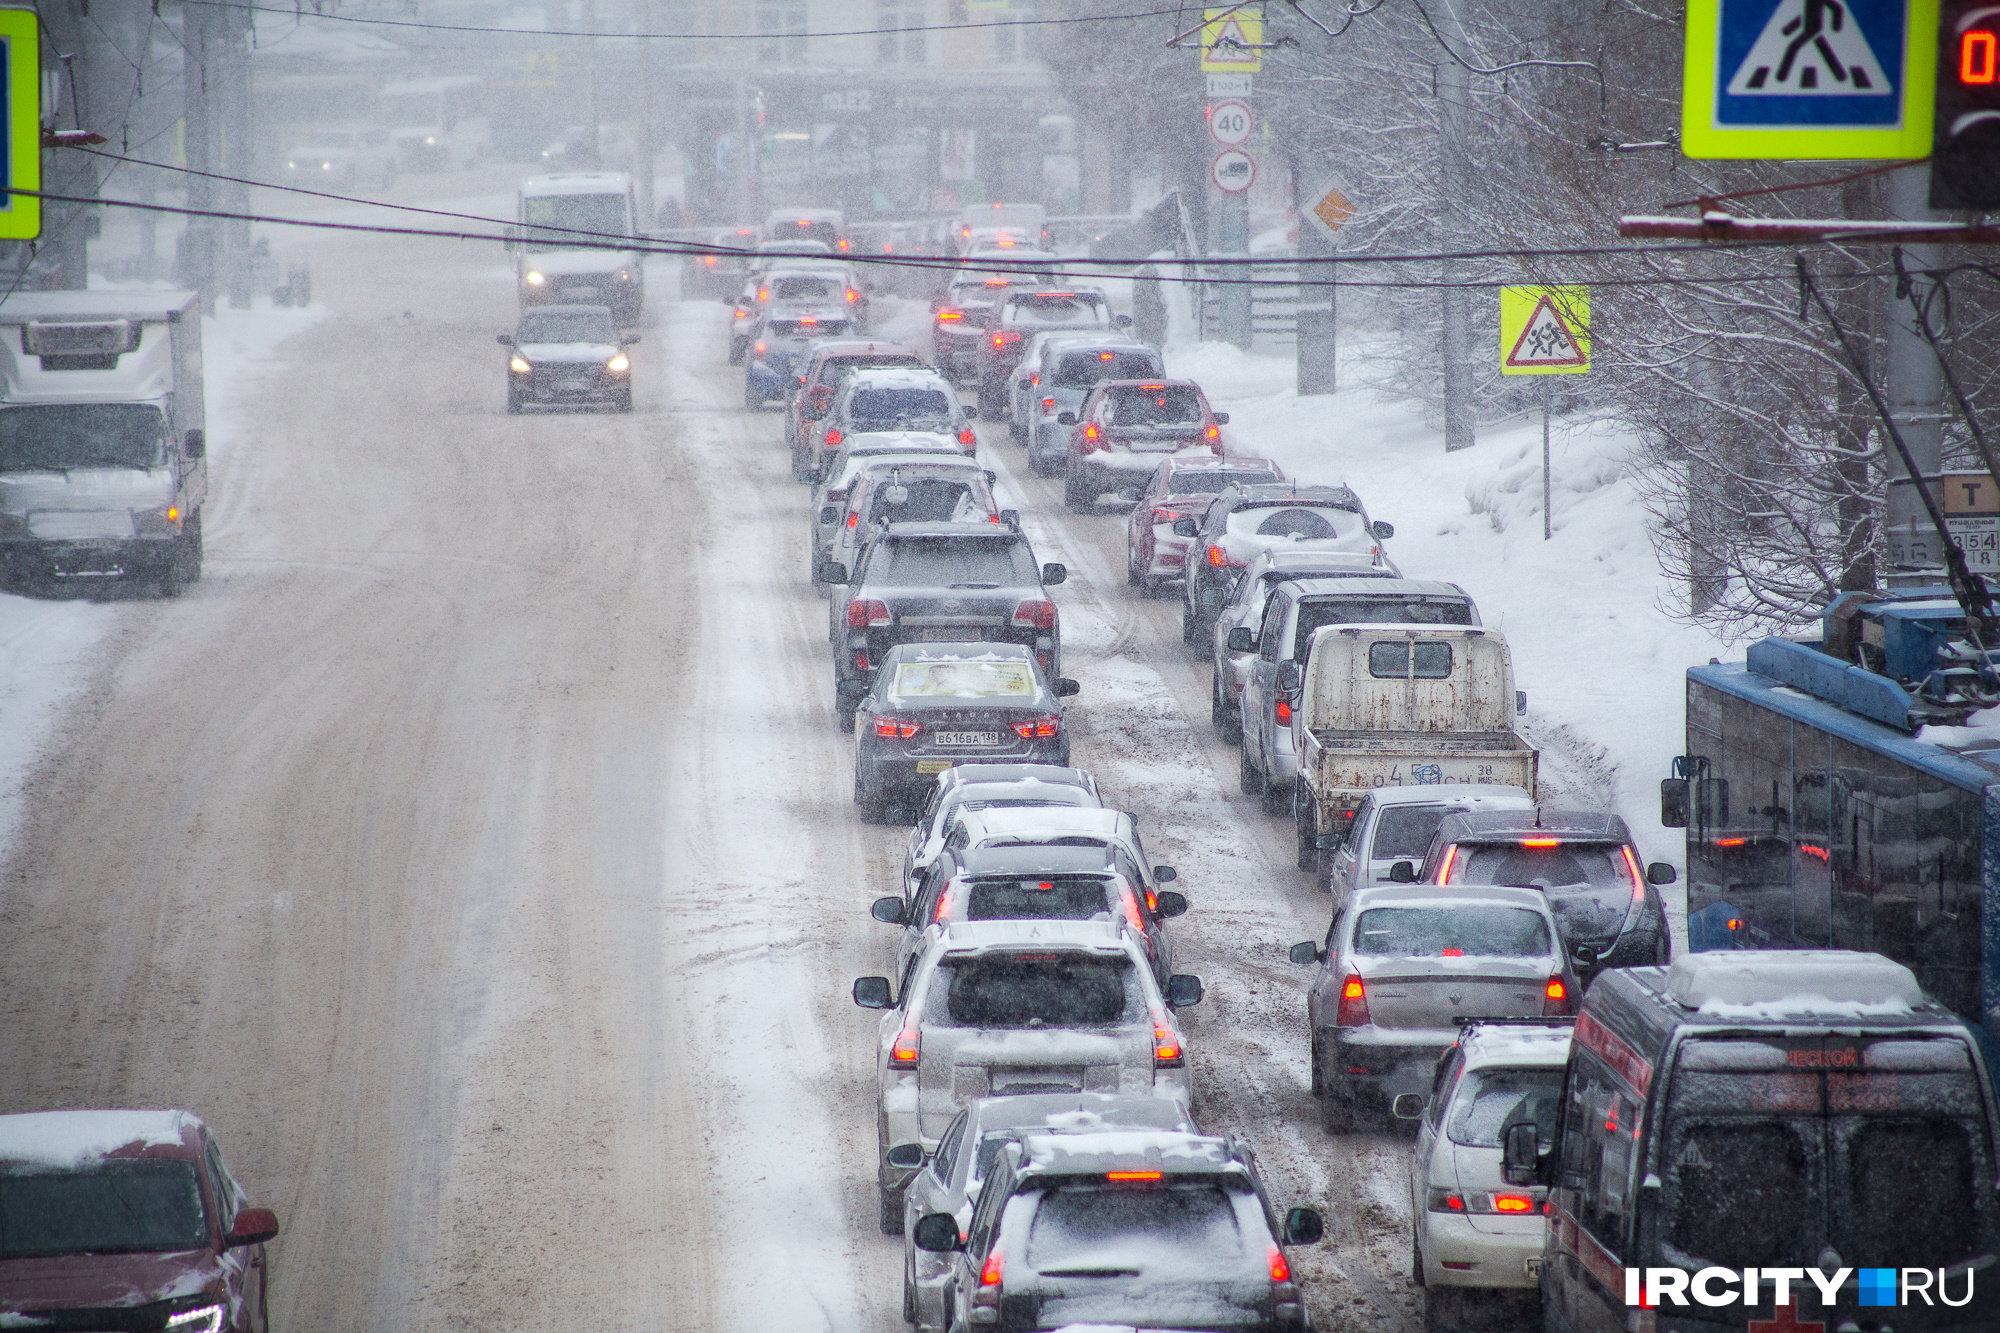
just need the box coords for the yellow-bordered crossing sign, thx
[1500,286,1591,376]
[0,9,39,239]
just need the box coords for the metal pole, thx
[221,1,252,308]
[1436,0,1474,452]
[1295,160,1335,396]
[1882,166,1947,581]
[181,0,216,309]
[582,0,601,164]
[1542,379,1553,541]
[732,74,753,226]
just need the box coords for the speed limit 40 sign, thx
[1208,100,1253,146]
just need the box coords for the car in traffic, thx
[806,366,974,478]
[976,288,1124,418]
[1409,809,1675,986]
[899,1093,1200,1333]
[1207,549,1404,740]
[683,224,760,298]
[1060,379,1230,512]
[1324,785,1536,911]
[1233,577,1483,816]
[787,340,928,479]
[903,763,1101,897]
[852,643,1080,818]
[497,304,638,413]
[1180,483,1395,644]
[851,919,1204,1231]
[1008,336,1161,463]
[743,309,853,409]
[764,207,847,255]
[909,1130,1321,1333]
[821,522,1066,729]
[809,435,974,576]
[281,124,390,188]
[931,264,1056,382]
[1405,1019,1570,1330]
[1289,884,1576,1132]
[727,265,859,362]
[819,459,1005,593]
[0,1109,281,1333]
[1125,455,1287,597]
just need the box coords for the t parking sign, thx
[0,8,38,239]
[1682,0,1939,158]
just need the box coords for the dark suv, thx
[910,1130,1324,1333]
[1179,483,1390,644]
[821,522,1066,730]
[1409,809,1676,984]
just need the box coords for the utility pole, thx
[1881,165,1947,585]
[582,0,601,164]
[220,0,252,307]
[636,0,658,228]
[732,73,753,225]
[1435,0,1474,452]
[180,0,217,309]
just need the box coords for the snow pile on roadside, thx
[1169,339,1730,879]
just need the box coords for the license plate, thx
[916,759,954,774]
[920,627,973,642]
[566,287,598,301]
[935,731,1000,747]
[1524,1258,1543,1280]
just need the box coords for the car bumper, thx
[859,739,1070,792]
[513,370,626,403]
[1325,1029,1455,1104]
[1144,531,1192,578]
[0,533,182,579]
[1420,1212,1545,1290]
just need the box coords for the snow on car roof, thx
[964,806,1122,842]
[840,433,964,455]
[1456,1022,1574,1071]
[0,1109,196,1165]
[1014,1130,1240,1176]
[1665,950,1924,1017]
[970,1092,1196,1135]
[843,366,955,391]
[936,918,1130,956]
[1349,884,1556,915]
[521,172,631,195]
[1281,577,1469,600]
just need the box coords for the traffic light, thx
[1933,1,2000,208]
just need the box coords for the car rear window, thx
[517,310,615,343]
[867,478,985,525]
[1296,601,1473,661]
[1366,641,1455,679]
[1104,385,1204,426]
[877,537,1036,588]
[1371,804,1467,860]
[1053,351,1160,387]
[0,1161,206,1259]
[1447,1067,1565,1147]
[940,954,1134,1027]
[1225,505,1360,541]
[849,388,955,425]
[1026,1184,1245,1276]
[1352,905,1552,957]
[770,275,840,301]
[1166,468,1278,497]
[964,875,1116,922]
[1452,842,1628,891]
[893,660,1037,698]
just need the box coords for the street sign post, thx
[1201,5,1264,73]
[1208,100,1254,146]
[1681,0,1940,158]
[0,8,39,240]
[1887,471,2000,572]
[1500,286,1591,540]
[1297,175,1352,397]
[1301,177,1354,243]
[1210,149,1255,193]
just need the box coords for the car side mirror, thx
[911,1213,964,1253]
[1282,1207,1324,1246]
[1392,1093,1426,1121]
[1288,941,1322,965]
[1166,974,1203,1008]
[1659,777,1690,829]
[1154,889,1188,918]
[1152,865,1176,883]
[1117,488,1141,503]
[1315,832,1344,851]
[999,508,1020,529]
[1516,690,1528,713]
[1226,627,1257,654]
[1647,861,1678,885]
[885,1142,927,1171]
[1041,562,1067,586]
[1370,520,1395,540]
[1274,660,1303,695]
[1057,411,1077,426]
[820,505,839,525]
[182,429,205,460]
[1213,411,1230,425]
[1502,1121,1544,1185]
[819,560,849,585]
[1571,942,1599,968]
[985,469,998,484]
[1387,861,1417,883]
[871,896,908,925]
[852,976,893,1009]
[1114,313,1133,329]
[227,1207,280,1248]
[1053,677,1080,698]
[496,333,514,346]
[962,404,977,420]
[621,333,641,346]
[1172,517,1198,538]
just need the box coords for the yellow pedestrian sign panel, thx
[1681,0,1938,159]
[1201,6,1264,73]
[0,8,39,240]
[1500,286,1590,376]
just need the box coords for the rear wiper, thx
[1038,1267,1143,1278]
[946,582,1001,589]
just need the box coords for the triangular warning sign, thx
[1504,295,1587,368]
[1724,0,1892,97]
[1205,18,1260,67]
[1677,1140,1711,1170]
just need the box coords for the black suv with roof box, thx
[821,522,1066,730]
[1516,950,2000,1333]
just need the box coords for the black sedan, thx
[499,304,638,413]
[853,642,1079,821]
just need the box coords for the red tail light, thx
[734,308,749,320]
[873,716,923,739]
[1620,845,1647,901]
[980,1248,1004,1286]
[701,256,717,266]
[1012,714,1060,739]
[890,1027,921,1068]
[992,331,1020,348]
[1208,545,1228,566]
[846,512,859,528]
[958,427,976,447]
[1011,599,1056,629]
[1269,1245,1291,1282]
[1206,422,1220,440]
[1152,507,1176,524]
[846,288,860,303]
[756,287,770,301]
[753,342,766,355]
[1335,973,1370,1026]
[1108,1169,1163,1181]
[853,650,870,671]
[1153,1014,1183,1067]
[824,428,843,446]
[1120,889,1146,930]
[1042,397,1056,411]
[1493,1193,1535,1213]
[1436,844,1458,885]
[936,310,964,323]
[848,599,891,628]
[1274,697,1292,724]
[1543,975,1572,1016]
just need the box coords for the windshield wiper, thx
[946,582,1002,589]
[1038,1266,1144,1277]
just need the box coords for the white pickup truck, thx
[1286,624,1537,870]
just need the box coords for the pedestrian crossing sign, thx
[0,8,38,240]
[1200,6,1264,73]
[1500,286,1590,376]
[1682,0,1938,158]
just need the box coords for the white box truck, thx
[0,292,207,594]
[512,172,645,324]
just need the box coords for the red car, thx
[0,1109,280,1333]
[1061,378,1230,513]
[1123,454,1286,597]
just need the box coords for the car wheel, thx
[1181,593,1198,644]
[1320,1074,1357,1134]
[903,1258,918,1324]
[1063,475,1092,514]
[1295,787,1318,870]
[184,510,204,583]
[1261,775,1290,818]
[1309,1033,1325,1097]
[856,772,887,824]
[1412,1225,1425,1287]
[506,388,522,414]
[1211,672,1241,743]
[1238,745,1264,797]
[835,694,857,733]
[616,388,633,413]
[728,340,746,366]
[879,1184,905,1235]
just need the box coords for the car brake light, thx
[1436,844,1458,885]
[1099,350,1116,361]
[824,428,843,445]
[1206,423,1220,440]
[874,716,923,739]
[846,512,859,528]
[1543,975,1572,1016]
[756,287,770,301]
[734,308,748,320]
[1520,837,1562,848]
[1108,1170,1164,1181]
[1208,545,1227,566]
[1152,1015,1183,1067]
[1441,948,1463,957]
[1151,507,1176,524]
[1426,1188,1469,1212]
[1042,397,1056,410]
[702,256,717,266]
[1120,889,1146,930]
[1274,697,1292,724]
[1335,973,1370,1026]
[1493,1193,1535,1213]
[1269,1245,1291,1282]
[798,317,818,326]
[937,310,963,323]
[984,277,1008,287]
[981,1248,1004,1285]
[754,341,766,355]
[1011,598,1056,629]
[958,427,976,446]
[1714,836,1747,847]
[847,289,860,303]
[1012,715,1060,739]
[1620,845,1647,901]
[992,331,1020,347]
[848,599,891,628]
[890,1027,921,1068]
[853,650,870,671]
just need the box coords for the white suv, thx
[1404,1019,1570,1331]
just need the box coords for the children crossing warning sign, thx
[1500,286,1590,376]
[1200,6,1264,72]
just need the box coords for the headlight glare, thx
[509,355,532,374]
[165,1305,224,1333]
[525,271,545,286]
[606,353,630,374]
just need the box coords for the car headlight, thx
[134,503,185,534]
[165,1304,223,1333]
[285,160,297,169]
[509,355,532,374]
[617,269,631,281]
[525,271,545,286]
[423,136,437,145]
[606,353,630,374]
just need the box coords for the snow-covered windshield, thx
[521,193,628,250]
[1446,1067,1564,1147]
[893,660,1036,697]
[518,310,616,343]
[1026,1184,1245,1276]
[1352,906,1551,957]
[939,954,1135,1028]
[0,1160,205,1258]
[964,875,1115,922]
[847,388,954,426]
[1454,843,1627,892]
[1003,295,1107,329]
[865,478,984,525]
[877,537,1035,587]
[0,404,169,472]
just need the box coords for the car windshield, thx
[1295,599,1473,658]
[1052,351,1159,387]
[518,310,616,343]
[892,660,1036,698]
[1226,506,1360,541]
[1454,843,1629,891]
[521,193,628,250]
[1104,385,1203,427]
[1026,1184,1246,1277]
[940,954,1133,1027]
[1005,295,1107,328]
[1352,906,1552,957]
[963,875,1117,922]
[1447,1067,1565,1147]
[877,537,1036,588]
[0,1160,206,1259]
[848,388,954,426]
[770,275,841,302]
[866,478,985,525]
[0,404,170,472]
[1167,468,1278,497]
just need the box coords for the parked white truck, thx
[1286,624,1537,871]
[0,292,207,594]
